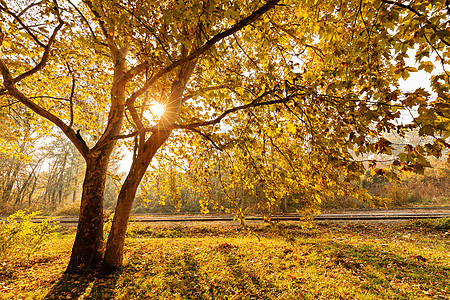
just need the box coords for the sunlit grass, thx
[0,219,448,299]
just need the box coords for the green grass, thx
[0,219,449,299]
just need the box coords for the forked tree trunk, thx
[65,151,111,274]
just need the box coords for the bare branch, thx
[66,63,76,127]
[29,95,70,101]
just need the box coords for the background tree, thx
[0,102,43,212]
[1,0,449,275]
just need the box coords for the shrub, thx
[52,201,80,216]
[432,217,450,231]
[103,212,114,240]
[0,210,60,261]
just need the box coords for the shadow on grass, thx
[318,239,450,293]
[126,244,283,299]
[43,272,119,300]
[222,251,282,299]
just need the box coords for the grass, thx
[0,219,449,299]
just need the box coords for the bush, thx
[52,201,80,216]
[0,210,60,261]
[432,217,450,231]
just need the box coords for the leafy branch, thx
[1,0,64,83]
[0,1,90,157]
[67,0,104,46]
[381,0,450,47]
[124,0,281,107]
[184,127,224,152]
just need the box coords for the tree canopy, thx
[1,0,449,273]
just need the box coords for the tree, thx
[39,136,84,207]
[1,0,449,275]
[0,107,43,211]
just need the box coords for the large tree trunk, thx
[65,151,111,274]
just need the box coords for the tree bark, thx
[101,139,165,274]
[65,150,111,274]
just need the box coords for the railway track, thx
[22,207,450,224]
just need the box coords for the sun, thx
[150,103,165,117]
[146,102,165,119]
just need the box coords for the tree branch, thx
[125,0,280,106]
[174,91,302,130]
[17,0,45,18]
[0,59,90,157]
[270,21,325,60]
[82,0,110,42]
[67,0,105,46]
[0,4,45,47]
[13,1,64,83]
[0,100,19,109]
[233,34,261,70]
[115,2,174,63]
[66,63,76,127]
[29,95,70,101]
[182,127,224,152]
[181,84,230,103]
[267,133,296,172]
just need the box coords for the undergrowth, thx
[0,210,60,262]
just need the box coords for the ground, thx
[0,219,449,299]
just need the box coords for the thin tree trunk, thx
[28,175,38,207]
[2,159,21,204]
[16,159,41,205]
[102,132,169,273]
[102,60,197,273]
[72,170,79,202]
